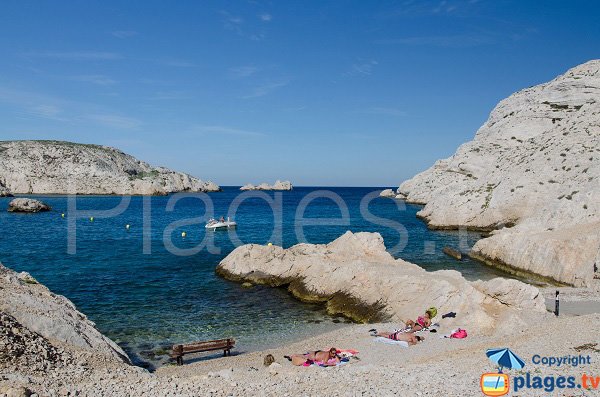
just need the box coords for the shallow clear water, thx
[0,187,516,368]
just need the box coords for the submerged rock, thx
[442,246,462,261]
[240,180,293,191]
[7,198,51,213]
[217,231,547,334]
[397,60,600,286]
[0,140,220,195]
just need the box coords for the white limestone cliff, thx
[0,140,220,195]
[397,60,600,286]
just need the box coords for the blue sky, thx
[0,1,598,186]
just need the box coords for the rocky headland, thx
[0,140,220,195]
[397,60,600,287]
[239,180,293,191]
[217,231,547,334]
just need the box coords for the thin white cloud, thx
[220,10,244,34]
[193,125,265,137]
[0,87,71,122]
[364,107,407,117]
[23,51,122,60]
[283,105,307,112]
[0,86,142,129]
[87,114,142,129]
[159,59,196,67]
[220,10,267,40]
[381,0,472,17]
[344,60,378,77]
[71,75,117,85]
[229,65,260,79]
[259,13,272,22]
[250,33,266,41]
[378,35,491,47]
[241,80,289,98]
[112,30,138,38]
[31,104,61,117]
[146,91,191,100]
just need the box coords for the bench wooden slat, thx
[171,338,235,365]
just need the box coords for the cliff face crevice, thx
[397,60,600,286]
[0,140,220,195]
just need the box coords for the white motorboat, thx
[205,217,237,231]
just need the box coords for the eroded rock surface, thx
[217,231,547,334]
[0,182,12,197]
[0,140,220,195]
[0,263,130,363]
[240,180,293,191]
[7,198,51,213]
[397,60,600,286]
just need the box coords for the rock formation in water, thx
[0,263,130,364]
[7,198,51,213]
[379,189,397,198]
[217,231,547,334]
[397,60,600,286]
[0,140,220,195]
[240,180,293,191]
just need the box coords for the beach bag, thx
[450,328,467,339]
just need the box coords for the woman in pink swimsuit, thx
[405,308,435,333]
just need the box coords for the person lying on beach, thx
[284,347,340,366]
[404,307,437,333]
[372,330,424,345]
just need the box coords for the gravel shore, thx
[3,311,599,396]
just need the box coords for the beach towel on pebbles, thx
[373,337,409,348]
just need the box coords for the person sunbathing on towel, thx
[284,347,340,366]
[404,307,437,333]
[372,330,424,345]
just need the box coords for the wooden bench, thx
[171,338,235,365]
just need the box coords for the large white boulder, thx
[217,231,547,334]
[7,198,51,213]
[397,60,600,286]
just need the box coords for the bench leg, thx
[177,356,183,365]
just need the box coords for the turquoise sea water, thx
[0,187,516,368]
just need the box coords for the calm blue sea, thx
[0,187,516,368]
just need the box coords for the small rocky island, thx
[0,140,220,195]
[7,198,51,213]
[240,180,293,191]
